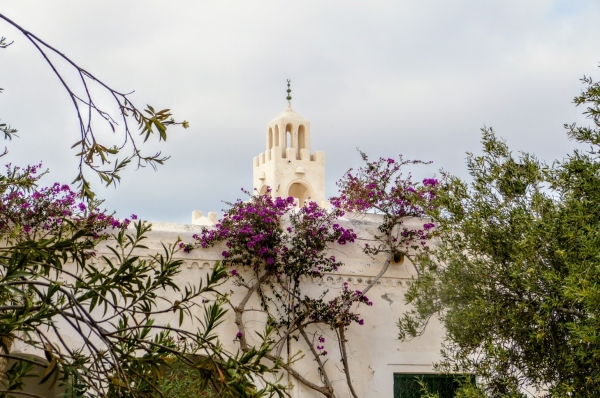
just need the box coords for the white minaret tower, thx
[253,81,326,207]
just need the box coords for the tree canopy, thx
[399,73,600,397]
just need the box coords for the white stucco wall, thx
[133,215,445,397]
[10,216,445,398]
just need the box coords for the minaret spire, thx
[254,87,326,207]
[286,79,292,104]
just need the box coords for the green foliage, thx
[159,332,284,398]
[399,374,478,398]
[0,120,17,142]
[0,166,284,398]
[399,72,600,397]
[160,357,214,398]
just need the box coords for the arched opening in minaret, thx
[288,182,311,207]
[298,125,306,159]
[285,123,293,149]
[274,125,280,146]
[259,185,268,195]
[298,125,306,149]
[268,128,273,149]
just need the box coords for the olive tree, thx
[399,72,600,397]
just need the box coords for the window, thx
[393,374,474,398]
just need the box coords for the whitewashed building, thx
[12,100,451,398]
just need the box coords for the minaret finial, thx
[286,79,292,104]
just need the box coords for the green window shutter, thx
[393,373,474,398]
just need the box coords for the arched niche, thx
[259,185,268,195]
[298,125,306,149]
[298,124,306,159]
[268,127,273,149]
[288,181,311,207]
[274,125,280,146]
[285,123,293,149]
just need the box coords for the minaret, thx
[253,81,326,207]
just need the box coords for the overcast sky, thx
[1,1,599,223]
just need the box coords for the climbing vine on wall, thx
[190,152,441,398]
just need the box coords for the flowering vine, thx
[326,151,441,398]
[196,189,355,280]
[189,189,369,397]
[0,163,134,247]
[186,152,441,398]
[307,282,373,327]
[331,151,440,265]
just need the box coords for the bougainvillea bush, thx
[191,153,441,398]
[0,164,132,243]
[332,151,440,268]
[0,165,285,398]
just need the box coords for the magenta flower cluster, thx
[0,164,135,245]
[330,153,440,256]
[316,336,327,355]
[307,282,373,329]
[331,155,437,217]
[180,153,441,341]
[182,188,368,333]
[191,188,356,279]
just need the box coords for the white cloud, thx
[1,0,599,223]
